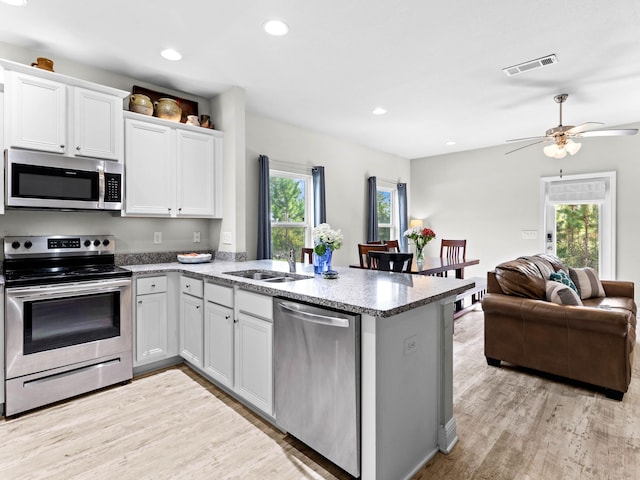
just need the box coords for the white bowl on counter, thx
[177,253,212,264]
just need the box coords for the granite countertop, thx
[125,259,475,318]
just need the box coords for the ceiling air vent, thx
[502,54,558,76]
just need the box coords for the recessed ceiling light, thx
[160,48,182,61]
[446,141,456,146]
[0,0,27,5]
[372,107,387,115]
[263,19,289,36]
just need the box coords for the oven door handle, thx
[6,278,131,299]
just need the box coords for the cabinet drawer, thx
[181,276,204,298]
[137,275,168,295]
[205,282,233,307]
[236,289,273,321]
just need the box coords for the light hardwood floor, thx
[1,307,638,480]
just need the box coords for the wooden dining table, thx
[350,256,479,278]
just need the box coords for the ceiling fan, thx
[505,94,638,158]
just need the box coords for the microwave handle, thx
[97,165,105,209]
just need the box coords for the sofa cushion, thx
[545,280,583,306]
[519,255,555,278]
[495,258,546,299]
[569,267,605,299]
[550,270,578,293]
[535,253,569,273]
[583,297,637,321]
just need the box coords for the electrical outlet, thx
[222,231,233,245]
[153,232,162,244]
[403,334,418,355]
[193,231,201,243]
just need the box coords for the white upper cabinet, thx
[1,59,128,162]
[73,87,122,161]
[125,119,175,215]
[7,72,66,154]
[124,112,223,218]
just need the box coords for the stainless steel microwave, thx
[5,148,123,211]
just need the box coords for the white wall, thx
[245,114,411,266]
[410,124,640,300]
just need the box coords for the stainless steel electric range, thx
[3,235,133,416]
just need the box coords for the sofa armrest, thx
[601,280,634,299]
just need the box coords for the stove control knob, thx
[103,239,110,246]
[93,239,101,247]
[24,240,33,249]
[84,240,91,247]
[11,241,20,249]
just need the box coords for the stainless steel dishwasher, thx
[274,298,360,477]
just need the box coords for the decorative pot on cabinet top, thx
[129,94,153,116]
[154,97,182,122]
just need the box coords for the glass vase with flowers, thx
[312,223,343,274]
[403,226,436,263]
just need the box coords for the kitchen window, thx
[270,170,313,257]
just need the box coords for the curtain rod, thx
[268,158,316,170]
[374,176,406,185]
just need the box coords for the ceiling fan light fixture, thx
[544,143,567,159]
[565,139,582,155]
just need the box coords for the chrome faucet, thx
[276,249,296,272]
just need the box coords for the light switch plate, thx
[521,230,538,240]
[222,232,233,245]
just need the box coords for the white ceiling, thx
[1,0,639,159]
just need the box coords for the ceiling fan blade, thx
[505,139,549,155]
[579,128,639,137]
[566,122,604,134]
[506,135,548,143]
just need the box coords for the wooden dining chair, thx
[439,239,467,277]
[358,243,389,268]
[368,252,414,273]
[384,239,400,252]
[301,247,314,264]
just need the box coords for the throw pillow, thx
[545,280,583,306]
[569,267,605,299]
[549,270,578,293]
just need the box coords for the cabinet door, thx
[124,119,175,215]
[8,71,66,153]
[176,129,215,217]
[234,312,273,415]
[180,293,204,368]
[204,301,234,388]
[135,291,169,366]
[73,87,122,161]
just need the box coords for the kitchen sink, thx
[223,269,313,283]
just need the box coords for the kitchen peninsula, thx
[125,259,474,480]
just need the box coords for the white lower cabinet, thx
[179,276,204,368]
[135,275,176,366]
[234,290,274,416]
[204,283,234,388]
[134,275,274,418]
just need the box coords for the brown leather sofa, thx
[483,254,636,400]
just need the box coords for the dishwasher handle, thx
[277,301,350,328]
